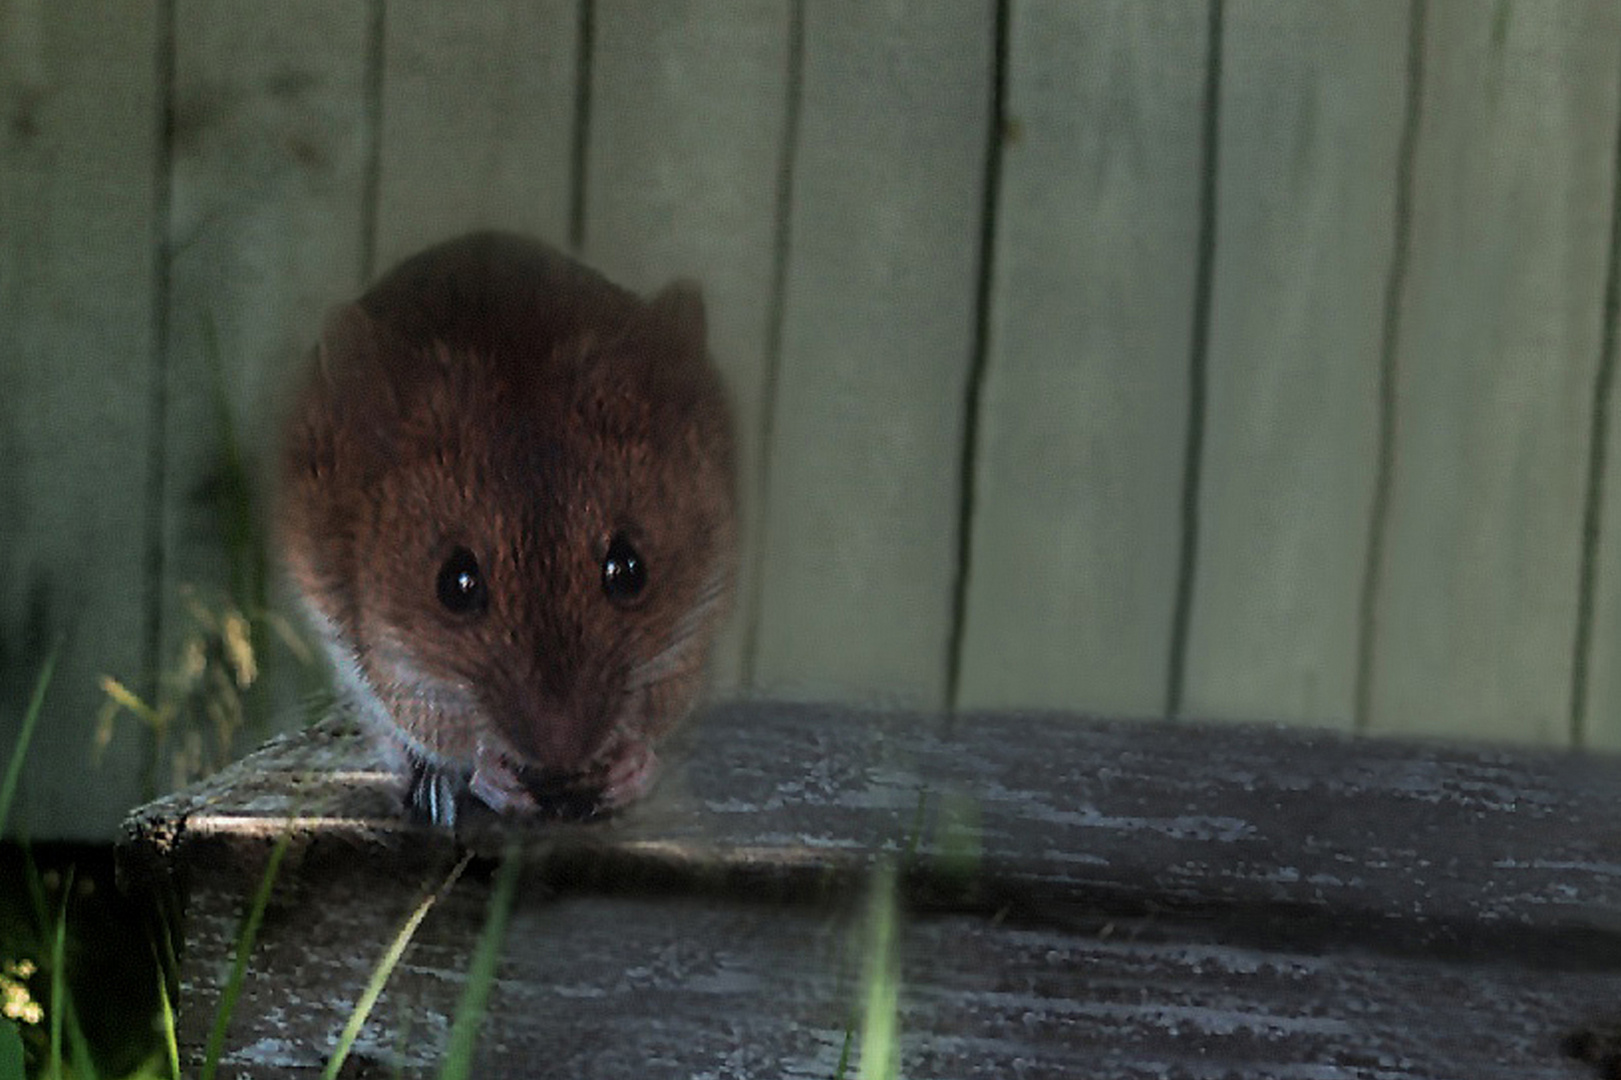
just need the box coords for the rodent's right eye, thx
[435,547,488,615]
[601,531,647,606]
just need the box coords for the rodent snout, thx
[499,682,609,774]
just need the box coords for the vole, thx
[277,232,735,827]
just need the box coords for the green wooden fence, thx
[3,0,1620,838]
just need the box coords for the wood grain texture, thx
[1180,1,1408,727]
[749,0,993,708]
[124,702,1621,1077]
[1367,0,1621,742]
[581,0,794,696]
[161,0,373,758]
[371,0,577,271]
[955,1,1208,716]
[0,2,161,838]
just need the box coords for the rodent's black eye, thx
[601,531,647,606]
[435,547,488,615]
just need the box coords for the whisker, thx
[626,594,724,690]
[625,633,702,690]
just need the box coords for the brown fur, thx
[278,232,735,821]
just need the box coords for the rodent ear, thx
[309,302,413,462]
[636,279,708,361]
[317,302,420,412]
[317,303,385,383]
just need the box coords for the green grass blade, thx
[0,1020,24,1080]
[0,649,58,838]
[438,843,522,1080]
[9,845,100,1080]
[47,867,72,1080]
[200,822,295,1080]
[858,861,901,1080]
[323,854,472,1080]
[60,994,100,1080]
[833,1023,855,1080]
[148,917,182,1080]
[156,954,180,1080]
[20,846,47,937]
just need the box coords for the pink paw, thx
[469,746,539,815]
[598,740,659,809]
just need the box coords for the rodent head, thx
[279,241,735,789]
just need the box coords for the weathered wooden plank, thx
[161,1,373,764]
[0,1,161,838]
[1180,1,1408,726]
[955,1,1208,716]
[123,703,1621,1077]
[371,0,577,270]
[124,703,1621,943]
[749,1,993,707]
[1367,0,1621,742]
[581,0,794,696]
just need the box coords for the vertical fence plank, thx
[750,0,992,708]
[161,1,372,763]
[372,1,578,270]
[582,0,794,696]
[1180,1,1408,727]
[955,1,1208,716]
[1575,45,1621,751]
[0,2,162,838]
[1368,0,1621,743]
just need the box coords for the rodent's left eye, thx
[436,546,488,615]
[601,531,647,606]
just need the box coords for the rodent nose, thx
[508,683,602,773]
